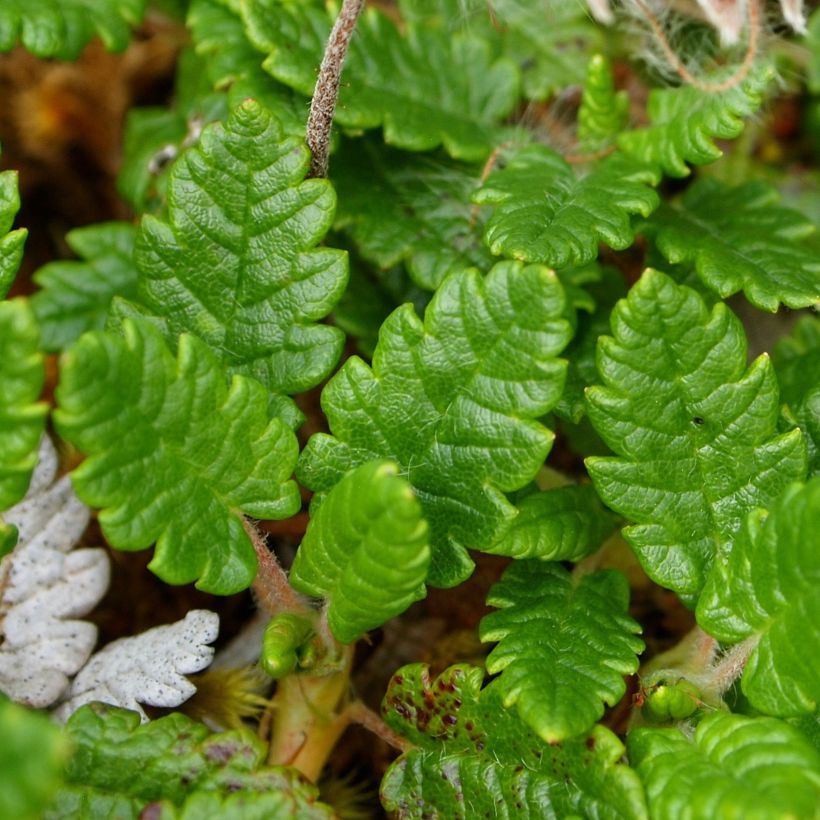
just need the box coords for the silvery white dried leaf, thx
[695,0,747,44]
[587,0,615,23]
[779,0,806,33]
[54,609,220,723]
[0,437,109,708]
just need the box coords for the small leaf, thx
[643,178,820,311]
[243,0,519,161]
[629,712,820,819]
[260,613,315,679]
[54,318,300,594]
[618,63,774,177]
[54,610,219,722]
[298,262,572,588]
[774,315,820,476]
[31,223,139,351]
[0,163,27,297]
[586,269,806,599]
[0,0,146,59]
[0,438,109,708]
[0,698,68,820]
[381,663,647,819]
[52,703,333,818]
[290,460,430,644]
[480,562,643,742]
[492,484,617,562]
[578,55,630,149]
[0,300,47,524]
[697,478,820,716]
[332,137,493,291]
[474,146,659,268]
[122,99,348,398]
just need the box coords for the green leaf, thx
[698,478,820,716]
[808,8,820,95]
[298,261,572,588]
[586,269,806,600]
[0,166,26,299]
[0,301,47,548]
[121,99,347,399]
[243,0,519,161]
[628,712,820,820]
[618,63,774,177]
[774,315,820,476]
[187,0,306,137]
[473,146,660,268]
[0,0,146,59]
[381,663,647,819]
[54,318,300,594]
[332,137,493,291]
[643,178,820,312]
[31,223,139,352]
[50,703,333,819]
[480,562,643,742]
[492,484,617,562]
[578,55,630,150]
[290,460,430,644]
[0,698,68,820]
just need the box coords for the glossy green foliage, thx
[123,100,347,400]
[0,0,145,58]
[774,316,820,476]
[586,270,806,599]
[0,162,26,298]
[243,0,519,161]
[480,562,643,741]
[31,223,139,351]
[50,703,333,819]
[474,146,659,268]
[698,479,820,716]
[54,319,300,594]
[186,0,306,137]
[298,262,572,588]
[0,300,47,552]
[291,460,430,643]
[0,698,68,820]
[578,55,629,150]
[629,712,820,819]
[381,663,647,819]
[494,484,616,562]
[644,178,820,311]
[618,64,773,177]
[332,137,493,290]
[260,614,315,679]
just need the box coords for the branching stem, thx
[633,0,760,93]
[306,0,365,178]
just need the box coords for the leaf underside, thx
[0,0,146,58]
[290,460,431,644]
[481,562,644,742]
[381,663,647,820]
[297,261,572,588]
[586,269,806,600]
[243,0,519,161]
[54,318,300,595]
[629,712,820,820]
[698,478,820,716]
[644,178,820,311]
[119,99,348,401]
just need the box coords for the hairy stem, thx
[306,0,365,178]
[243,517,308,616]
[632,0,760,93]
[344,700,413,753]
